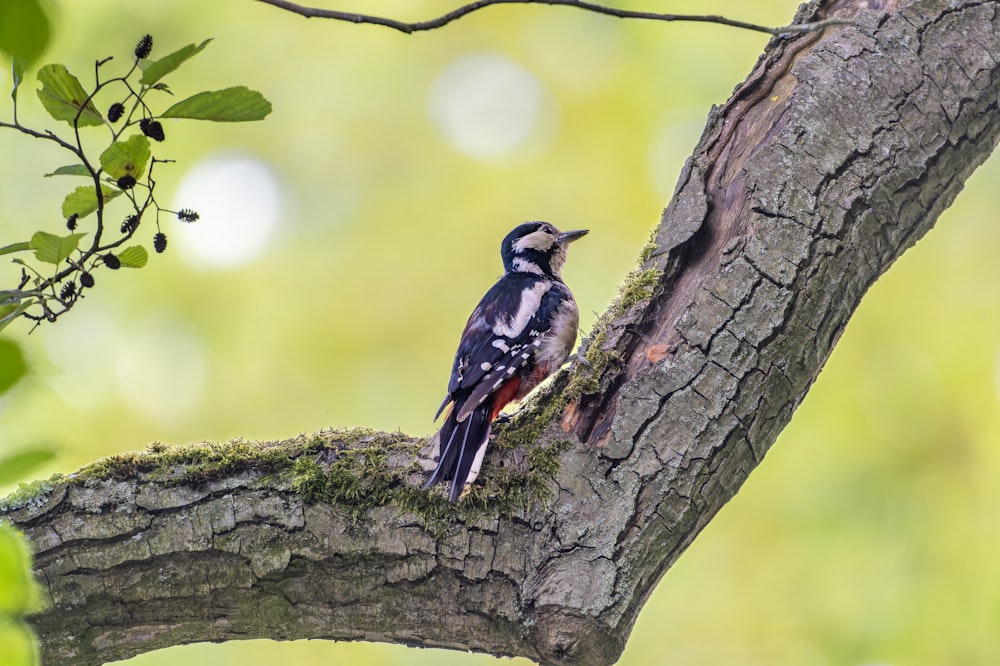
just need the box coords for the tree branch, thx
[253,0,853,36]
[4,0,999,664]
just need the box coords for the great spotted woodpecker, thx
[423,222,588,501]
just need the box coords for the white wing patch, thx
[457,337,542,421]
[492,281,551,338]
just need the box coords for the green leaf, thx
[29,230,85,265]
[0,615,39,666]
[0,450,55,487]
[43,164,90,178]
[0,0,50,68]
[139,38,212,86]
[116,245,148,268]
[0,524,36,614]
[99,134,150,180]
[161,86,272,122]
[0,299,32,332]
[35,63,102,127]
[0,242,30,256]
[11,57,25,102]
[0,338,27,395]
[60,184,121,219]
[0,290,22,305]
[0,530,30,616]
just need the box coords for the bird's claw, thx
[493,413,513,425]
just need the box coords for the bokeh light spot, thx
[173,154,282,269]
[42,309,120,412]
[114,315,207,427]
[429,54,551,160]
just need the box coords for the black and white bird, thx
[423,222,587,501]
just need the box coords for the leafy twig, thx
[0,34,272,332]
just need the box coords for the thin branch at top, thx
[254,0,853,36]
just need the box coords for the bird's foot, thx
[493,413,513,426]
[568,352,593,370]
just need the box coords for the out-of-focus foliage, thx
[0,522,40,666]
[0,0,50,67]
[0,449,53,487]
[0,337,27,393]
[0,1,997,665]
[0,341,45,666]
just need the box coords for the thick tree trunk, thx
[3,0,998,664]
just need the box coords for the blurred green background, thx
[1,0,998,664]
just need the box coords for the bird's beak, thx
[558,229,589,244]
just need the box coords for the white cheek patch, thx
[513,230,555,253]
[492,281,551,338]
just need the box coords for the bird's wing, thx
[439,275,534,402]
[454,281,572,422]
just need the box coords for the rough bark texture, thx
[3,0,999,664]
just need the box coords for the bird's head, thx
[500,221,588,279]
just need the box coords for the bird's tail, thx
[422,402,492,502]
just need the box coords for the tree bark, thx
[3,0,999,664]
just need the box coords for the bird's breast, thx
[535,297,580,368]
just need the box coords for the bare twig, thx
[254,0,853,36]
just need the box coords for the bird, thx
[423,221,588,501]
